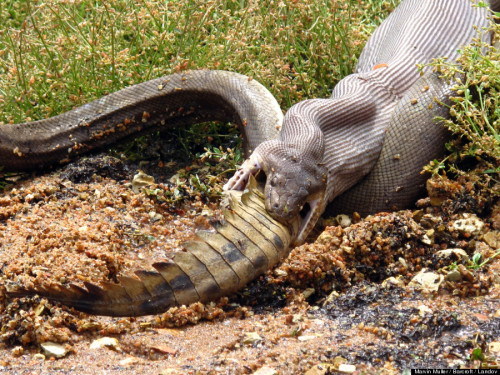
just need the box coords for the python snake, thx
[3,0,498,315]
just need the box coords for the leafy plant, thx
[423,20,499,196]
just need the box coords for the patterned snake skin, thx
[226,0,497,243]
[2,0,499,315]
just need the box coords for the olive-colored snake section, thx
[0,70,282,171]
[3,0,498,316]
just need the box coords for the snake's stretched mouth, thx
[295,193,325,245]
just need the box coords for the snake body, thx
[3,0,498,315]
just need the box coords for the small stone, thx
[273,269,288,277]
[253,366,278,375]
[483,231,499,248]
[298,334,320,341]
[436,248,469,262]
[488,341,500,354]
[149,211,163,222]
[335,214,351,228]
[33,354,45,361]
[131,170,155,193]
[421,234,432,245]
[338,364,356,373]
[90,337,120,351]
[381,276,405,288]
[243,332,262,345]
[458,264,475,282]
[409,269,444,292]
[452,214,484,235]
[446,269,462,282]
[12,346,23,357]
[151,345,177,355]
[417,304,433,316]
[305,364,335,375]
[302,288,315,299]
[40,342,69,358]
[120,356,142,366]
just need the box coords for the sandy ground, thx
[0,153,499,374]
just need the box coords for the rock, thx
[11,346,23,357]
[338,364,357,373]
[409,269,444,292]
[483,231,499,248]
[273,269,288,277]
[303,288,315,299]
[436,248,469,262]
[151,345,177,355]
[446,269,463,282]
[417,304,433,316]
[452,214,484,236]
[253,366,278,375]
[131,170,155,193]
[40,342,69,358]
[243,332,262,345]
[382,276,405,288]
[335,214,351,228]
[120,356,142,366]
[90,337,121,351]
[298,334,321,341]
[489,341,500,354]
[458,264,475,282]
[305,364,335,375]
[421,234,433,245]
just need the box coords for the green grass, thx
[423,19,499,196]
[1,0,497,197]
[0,0,397,125]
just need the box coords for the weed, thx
[423,20,499,196]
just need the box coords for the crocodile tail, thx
[7,176,299,316]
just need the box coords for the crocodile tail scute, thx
[6,176,299,316]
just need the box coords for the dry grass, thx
[0,0,397,125]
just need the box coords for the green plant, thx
[423,20,499,195]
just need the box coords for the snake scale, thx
[3,0,498,316]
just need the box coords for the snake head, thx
[261,147,328,245]
[224,141,328,245]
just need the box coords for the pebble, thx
[151,345,177,355]
[40,342,69,358]
[120,356,141,366]
[305,364,335,375]
[131,170,155,193]
[338,364,356,373]
[446,269,463,282]
[253,366,278,375]
[11,346,23,357]
[335,214,351,228]
[483,231,499,248]
[452,214,484,235]
[243,332,262,345]
[409,269,444,292]
[488,341,500,354]
[298,334,320,341]
[436,248,469,262]
[382,276,405,288]
[89,337,121,351]
[302,288,315,299]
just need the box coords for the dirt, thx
[0,153,499,374]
